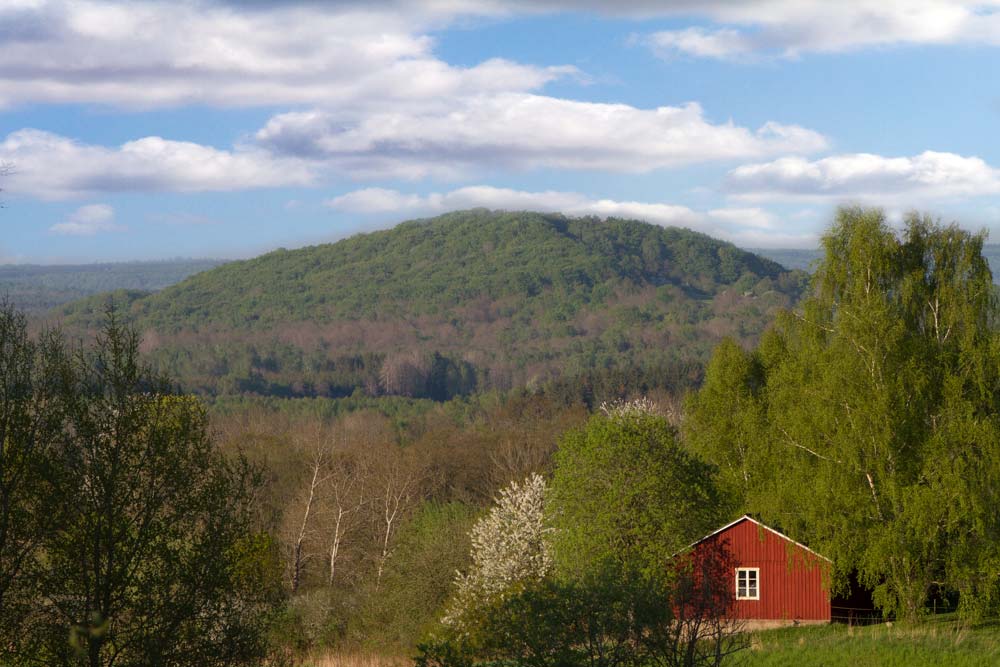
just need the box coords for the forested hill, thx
[52,210,806,402]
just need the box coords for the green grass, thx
[745,618,1000,666]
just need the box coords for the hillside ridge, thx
[51,209,806,402]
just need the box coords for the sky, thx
[3,0,1000,263]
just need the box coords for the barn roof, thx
[687,515,832,563]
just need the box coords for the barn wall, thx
[695,519,830,622]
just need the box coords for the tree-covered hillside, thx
[53,210,807,402]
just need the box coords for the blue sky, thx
[3,0,1000,263]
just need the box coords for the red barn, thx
[688,515,831,628]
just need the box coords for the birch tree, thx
[366,445,423,592]
[683,338,765,505]
[323,449,367,585]
[688,207,1000,621]
[285,434,332,594]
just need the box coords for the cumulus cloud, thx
[0,0,571,109]
[726,151,1000,202]
[326,185,816,246]
[257,96,827,178]
[0,98,827,198]
[49,203,124,235]
[0,129,314,199]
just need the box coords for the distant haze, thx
[754,246,1000,281]
[1,259,226,314]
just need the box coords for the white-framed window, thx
[736,567,759,600]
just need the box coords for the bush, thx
[418,557,746,667]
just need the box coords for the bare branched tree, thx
[365,445,423,592]
[323,444,368,585]
[284,429,333,594]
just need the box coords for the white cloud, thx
[726,151,1000,202]
[630,1,1000,60]
[0,129,314,199]
[326,184,631,219]
[326,185,817,247]
[645,27,757,60]
[49,203,124,235]
[257,96,827,178]
[445,0,1000,57]
[0,1,571,109]
[1,0,996,110]
[0,99,827,199]
[327,188,436,214]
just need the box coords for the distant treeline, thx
[1,258,225,313]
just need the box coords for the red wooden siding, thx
[691,517,831,622]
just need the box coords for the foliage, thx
[444,474,552,627]
[688,207,1000,622]
[683,338,765,505]
[420,557,744,667]
[63,210,789,331]
[419,397,744,667]
[0,302,70,650]
[548,406,728,579]
[211,389,589,655]
[1,307,283,666]
[49,210,804,402]
[353,502,477,650]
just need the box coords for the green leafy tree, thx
[683,338,764,505]
[548,399,727,579]
[27,310,283,667]
[688,207,1000,621]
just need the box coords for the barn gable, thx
[688,515,831,626]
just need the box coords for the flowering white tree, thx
[599,396,661,420]
[443,473,552,626]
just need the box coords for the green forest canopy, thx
[49,210,807,403]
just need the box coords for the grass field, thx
[745,617,1000,667]
[303,618,1000,667]
[299,653,409,667]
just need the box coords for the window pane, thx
[736,569,758,599]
